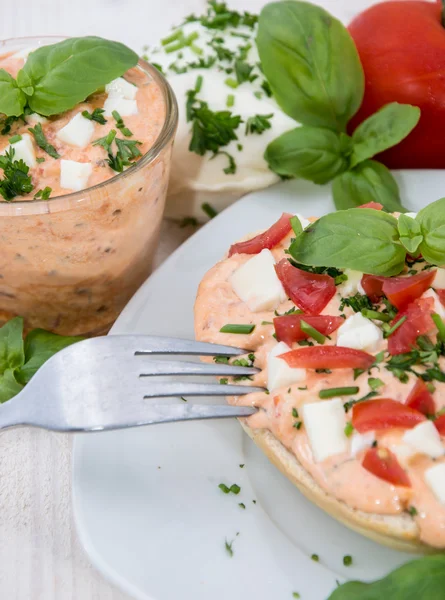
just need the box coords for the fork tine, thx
[131,336,250,356]
[142,382,264,398]
[138,360,259,377]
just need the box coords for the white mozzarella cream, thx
[267,342,305,392]
[336,312,383,352]
[302,398,348,462]
[60,160,92,191]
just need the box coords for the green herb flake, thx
[292,594,300,599]
[28,123,60,159]
[33,186,52,200]
[112,110,132,137]
[238,502,246,509]
[8,134,22,144]
[226,94,235,108]
[0,149,34,200]
[202,202,218,219]
[383,316,407,338]
[368,377,384,391]
[82,108,107,125]
[300,320,326,344]
[220,323,255,334]
[319,386,359,399]
[225,539,234,557]
[311,554,319,562]
[408,505,418,517]
[344,422,354,437]
[343,555,353,567]
[245,113,273,135]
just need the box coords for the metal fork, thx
[0,336,263,433]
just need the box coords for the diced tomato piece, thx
[358,202,383,210]
[275,259,336,315]
[405,379,435,416]
[228,213,293,257]
[361,271,435,309]
[273,314,344,346]
[281,346,374,370]
[434,415,445,436]
[382,270,436,310]
[388,297,435,355]
[361,274,385,303]
[352,398,426,433]
[362,447,411,487]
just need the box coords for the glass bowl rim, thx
[0,35,178,216]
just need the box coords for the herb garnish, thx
[225,539,234,557]
[220,323,255,334]
[319,387,358,399]
[300,320,326,344]
[340,293,373,313]
[245,113,273,135]
[34,186,52,200]
[219,483,241,494]
[28,123,60,159]
[343,555,353,567]
[202,202,218,219]
[112,110,133,137]
[0,149,33,200]
[82,108,107,125]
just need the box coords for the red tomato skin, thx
[352,398,426,433]
[281,346,374,370]
[388,297,435,355]
[405,379,436,416]
[358,202,383,210]
[348,1,445,168]
[361,271,435,309]
[434,415,445,436]
[273,314,344,346]
[274,260,336,315]
[362,447,411,487]
[228,213,293,257]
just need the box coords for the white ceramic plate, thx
[72,174,441,600]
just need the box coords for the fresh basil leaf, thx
[0,69,26,117]
[332,160,407,213]
[328,555,445,600]
[256,1,364,131]
[16,329,82,385]
[289,208,406,276]
[350,103,421,168]
[0,368,23,403]
[417,197,445,265]
[265,127,350,184]
[398,214,423,255]
[20,37,138,116]
[0,317,25,376]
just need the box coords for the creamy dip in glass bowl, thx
[0,36,178,336]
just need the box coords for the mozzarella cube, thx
[433,268,445,290]
[350,431,375,458]
[390,442,418,464]
[338,269,363,297]
[422,288,445,320]
[231,249,287,312]
[27,113,47,125]
[336,313,383,352]
[60,160,92,192]
[403,421,444,459]
[105,77,137,100]
[2,133,36,168]
[56,113,95,148]
[425,463,445,505]
[267,342,306,392]
[302,398,348,462]
[293,213,311,230]
[103,96,138,117]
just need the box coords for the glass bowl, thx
[0,36,178,336]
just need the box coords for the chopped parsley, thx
[219,377,229,385]
[34,186,52,200]
[225,539,234,557]
[408,506,418,517]
[343,555,353,567]
[339,292,373,313]
[219,483,241,494]
[93,129,117,153]
[0,149,34,200]
[290,261,343,280]
[112,110,133,137]
[311,554,319,562]
[238,502,246,509]
[82,108,107,125]
[245,113,273,135]
[368,377,384,391]
[28,123,60,159]
[214,355,230,364]
[234,59,256,84]
[292,408,299,418]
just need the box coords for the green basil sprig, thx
[257,2,420,212]
[0,37,138,117]
[0,317,82,401]
[328,555,445,600]
[289,197,445,276]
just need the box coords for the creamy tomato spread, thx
[195,207,445,548]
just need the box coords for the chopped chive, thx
[237,143,243,151]
[226,94,235,107]
[9,134,22,144]
[292,594,301,599]
[293,421,302,429]
[190,44,203,55]
[181,396,187,402]
[335,274,348,285]
[225,539,234,557]
[220,323,255,334]
[201,202,218,219]
[343,555,353,566]
[239,464,245,468]
[219,483,230,493]
[261,320,273,325]
[300,320,326,344]
[238,502,246,509]
[292,408,299,418]
[254,91,263,100]
[311,554,319,562]
[383,316,407,338]
[165,40,185,53]
[290,215,303,237]
[185,32,199,45]
[319,387,359,399]
[432,312,445,341]
[361,308,391,322]
[195,75,203,93]
[368,377,384,391]
[225,77,239,89]
[36,156,45,163]
[230,484,241,494]
[33,186,52,200]
[161,29,183,46]
[112,110,133,137]
[408,505,418,516]
[344,422,354,437]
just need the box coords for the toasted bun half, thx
[240,420,436,553]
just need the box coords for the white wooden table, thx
[0,0,378,597]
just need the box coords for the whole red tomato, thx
[348,0,445,168]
